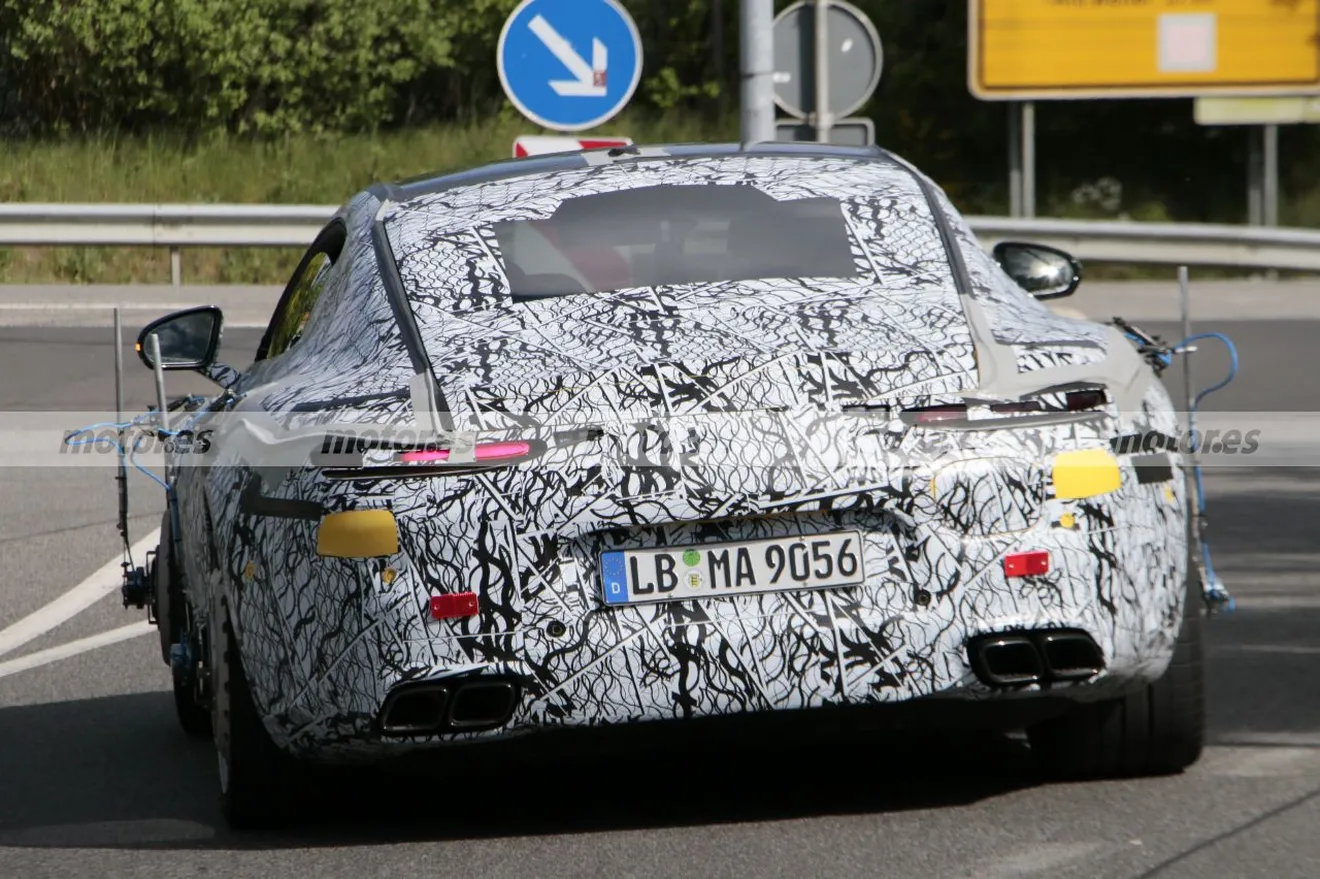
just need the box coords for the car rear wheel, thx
[1028,571,1205,779]
[212,614,299,829]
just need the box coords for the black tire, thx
[212,615,300,829]
[156,512,211,739]
[1028,572,1205,779]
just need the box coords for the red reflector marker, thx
[1003,551,1050,578]
[431,592,480,620]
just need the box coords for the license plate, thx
[599,531,866,606]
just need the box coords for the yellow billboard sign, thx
[969,0,1320,100]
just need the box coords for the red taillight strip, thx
[397,441,532,464]
[908,404,967,424]
[990,400,1043,415]
[903,388,1107,425]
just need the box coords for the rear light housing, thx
[317,436,546,479]
[902,388,1107,426]
[1062,389,1106,411]
[397,441,532,465]
[908,404,967,425]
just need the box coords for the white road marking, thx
[0,620,154,679]
[1213,731,1320,748]
[1229,595,1320,610]
[0,304,268,329]
[1202,746,1320,778]
[980,841,1109,877]
[0,529,160,659]
[0,302,201,311]
[1214,643,1320,655]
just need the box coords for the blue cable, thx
[1173,331,1239,613]
[63,410,199,492]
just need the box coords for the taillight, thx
[318,437,545,480]
[1064,389,1106,411]
[902,388,1107,426]
[990,401,1043,415]
[397,441,532,464]
[906,404,967,424]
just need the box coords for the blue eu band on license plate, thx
[599,531,865,606]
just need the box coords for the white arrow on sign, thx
[529,14,607,97]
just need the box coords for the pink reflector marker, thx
[431,592,480,620]
[1003,551,1050,578]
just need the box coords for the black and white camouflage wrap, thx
[172,149,1189,760]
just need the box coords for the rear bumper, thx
[238,456,1190,762]
[255,551,1184,763]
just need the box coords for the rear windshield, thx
[490,184,859,300]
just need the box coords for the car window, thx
[263,252,333,360]
[490,184,860,300]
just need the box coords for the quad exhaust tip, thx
[968,629,1104,688]
[379,676,520,737]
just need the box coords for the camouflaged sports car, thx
[135,143,1203,828]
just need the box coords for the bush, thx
[0,0,476,135]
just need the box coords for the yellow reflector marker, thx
[1052,449,1121,500]
[1058,512,1077,529]
[316,509,399,558]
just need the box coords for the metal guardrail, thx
[0,204,333,285]
[2,203,1319,285]
[967,217,1320,274]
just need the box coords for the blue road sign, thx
[497,0,643,132]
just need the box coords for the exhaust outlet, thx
[447,679,519,730]
[379,684,449,736]
[1038,631,1104,680]
[969,635,1043,687]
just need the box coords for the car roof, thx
[368,142,898,204]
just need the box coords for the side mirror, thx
[992,242,1082,300]
[136,306,224,371]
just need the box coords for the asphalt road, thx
[1,309,1318,878]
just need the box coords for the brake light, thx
[397,441,532,464]
[1003,550,1050,578]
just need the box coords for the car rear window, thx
[489,183,860,300]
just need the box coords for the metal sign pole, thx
[1022,101,1037,218]
[814,0,832,143]
[740,0,776,143]
[1008,103,1023,217]
[1263,123,1279,227]
[1247,126,1264,225]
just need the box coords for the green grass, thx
[0,112,739,284]
[0,112,1309,284]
